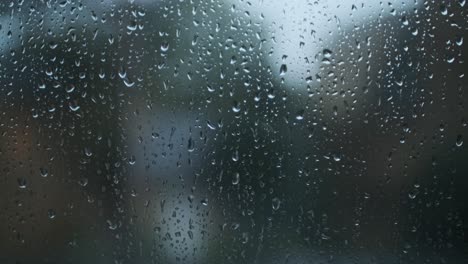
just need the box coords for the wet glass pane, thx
[1,0,467,263]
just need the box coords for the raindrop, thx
[40,168,48,177]
[69,101,80,111]
[408,191,417,199]
[17,178,27,189]
[206,120,216,130]
[38,82,46,90]
[123,78,135,87]
[232,172,240,185]
[84,147,93,157]
[49,41,58,49]
[65,84,75,93]
[188,137,195,152]
[279,64,287,76]
[395,79,404,86]
[107,220,117,230]
[128,155,136,165]
[127,21,137,31]
[232,101,241,113]
[188,194,195,203]
[456,36,463,46]
[323,49,333,58]
[48,209,56,219]
[118,67,127,79]
[232,150,239,162]
[456,135,463,147]
[295,110,305,120]
[333,153,341,162]
[272,197,281,210]
[440,4,448,15]
[161,42,169,52]
[78,178,88,187]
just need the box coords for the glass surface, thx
[0,0,467,263]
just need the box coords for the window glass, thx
[1,0,467,263]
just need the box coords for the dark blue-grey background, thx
[0,0,467,263]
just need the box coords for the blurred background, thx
[0,0,467,263]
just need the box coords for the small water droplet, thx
[49,41,58,49]
[333,153,341,162]
[161,42,169,52]
[107,220,117,230]
[188,194,195,203]
[69,101,80,111]
[123,78,135,87]
[127,21,137,31]
[65,84,75,93]
[395,78,404,86]
[279,64,287,75]
[232,172,240,185]
[456,36,463,46]
[323,49,333,58]
[456,135,463,147]
[440,4,448,15]
[187,137,195,152]
[17,178,27,189]
[40,167,48,177]
[232,101,241,113]
[128,155,136,165]
[295,109,304,120]
[232,150,239,162]
[48,209,56,219]
[272,197,281,210]
[78,177,88,187]
[84,147,93,157]
[38,81,46,90]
